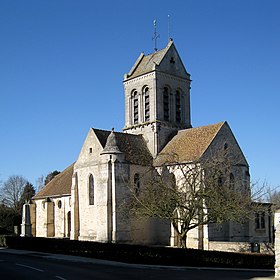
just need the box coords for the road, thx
[0,248,275,280]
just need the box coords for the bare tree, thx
[127,152,262,248]
[35,170,60,194]
[266,185,280,209]
[0,175,27,213]
[35,175,45,193]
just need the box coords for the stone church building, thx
[26,40,272,250]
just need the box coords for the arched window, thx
[144,87,150,122]
[134,173,140,196]
[132,90,139,124]
[163,87,169,121]
[175,90,181,123]
[89,174,94,205]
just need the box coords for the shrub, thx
[1,236,274,269]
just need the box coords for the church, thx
[25,39,273,251]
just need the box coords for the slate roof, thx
[93,128,153,166]
[154,122,225,166]
[33,163,74,199]
[125,40,173,80]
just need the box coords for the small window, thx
[255,212,265,229]
[224,143,228,150]
[89,174,94,205]
[218,176,223,187]
[134,173,140,196]
[57,200,62,209]
[89,148,93,153]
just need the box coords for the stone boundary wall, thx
[209,241,274,255]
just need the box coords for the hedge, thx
[0,235,274,269]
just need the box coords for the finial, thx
[111,127,114,132]
[152,19,160,52]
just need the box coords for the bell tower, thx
[123,39,191,157]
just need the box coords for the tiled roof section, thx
[33,163,74,199]
[93,128,153,165]
[154,122,225,166]
[125,42,171,80]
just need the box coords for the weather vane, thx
[152,19,160,52]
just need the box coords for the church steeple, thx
[123,40,192,157]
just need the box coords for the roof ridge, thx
[145,39,173,57]
[124,40,175,80]
[92,127,144,138]
[45,162,75,187]
[33,162,75,199]
[91,127,143,137]
[178,121,225,134]
[154,121,226,166]
[198,122,226,158]
[92,127,110,133]
[155,39,174,65]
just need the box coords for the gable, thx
[203,122,249,167]
[75,128,104,166]
[124,40,189,80]
[156,41,189,78]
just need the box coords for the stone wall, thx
[34,196,70,238]
[53,196,71,238]
[209,241,274,254]
[275,224,280,278]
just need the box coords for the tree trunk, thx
[179,233,187,248]
[172,222,188,248]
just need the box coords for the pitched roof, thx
[154,122,225,166]
[93,128,153,165]
[125,40,173,80]
[33,163,74,199]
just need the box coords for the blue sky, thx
[0,0,279,189]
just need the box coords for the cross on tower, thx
[152,19,160,52]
